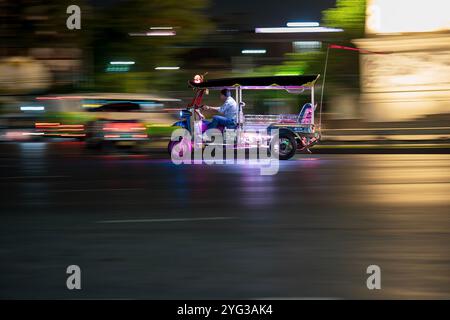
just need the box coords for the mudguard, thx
[172,120,187,128]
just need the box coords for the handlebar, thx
[193,104,204,110]
[194,107,205,120]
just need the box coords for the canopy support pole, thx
[311,85,315,126]
[235,87,242,144]
[319,46,330,135]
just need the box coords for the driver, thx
[203,89,237,129]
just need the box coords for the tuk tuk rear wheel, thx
[277,133,297,160]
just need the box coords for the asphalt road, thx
[0,142,449,299]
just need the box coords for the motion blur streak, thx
[0,142,448,299]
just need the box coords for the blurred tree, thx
[91,0,213,92]
[322,0,366,91]
[323,0,366,39]
[0,0,212,93]
[0,0,94,95]
[0,0,92,54]
[249,0,366,95]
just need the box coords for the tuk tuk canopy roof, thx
[189,75,320,90]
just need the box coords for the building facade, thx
[354,0,450,121]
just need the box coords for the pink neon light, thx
[103,122,145,132]
[328,44,391,54]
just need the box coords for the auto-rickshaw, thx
[168,74,321,160]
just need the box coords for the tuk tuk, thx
[169,74,321,160]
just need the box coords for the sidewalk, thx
[317,113,450,152]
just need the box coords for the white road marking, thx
[97,217,236,224]
[254,297,341,300]
[53,188,142,193]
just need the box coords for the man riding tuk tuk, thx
[169,74,321,160]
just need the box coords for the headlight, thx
[180,110,192,118]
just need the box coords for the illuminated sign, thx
[367,0,450,34]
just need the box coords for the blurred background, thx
[0,0,448,147]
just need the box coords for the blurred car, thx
[84,102,148,149]
[84,98,178,150]
[0,113,44,142]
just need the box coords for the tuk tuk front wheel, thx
[277,133,297,160]
[168,138,192,159]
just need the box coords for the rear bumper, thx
[103,137,148,141]
[102,133,148,141]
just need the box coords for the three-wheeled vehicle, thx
[168,75,321,160]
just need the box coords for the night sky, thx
[91,0,338,28]
[210,0,337,27]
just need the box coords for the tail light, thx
[103,122,146,132]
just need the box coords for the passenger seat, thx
[297,103,314,124]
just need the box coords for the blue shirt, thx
[219,96,238,121]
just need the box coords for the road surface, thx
[0,142,449,299]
